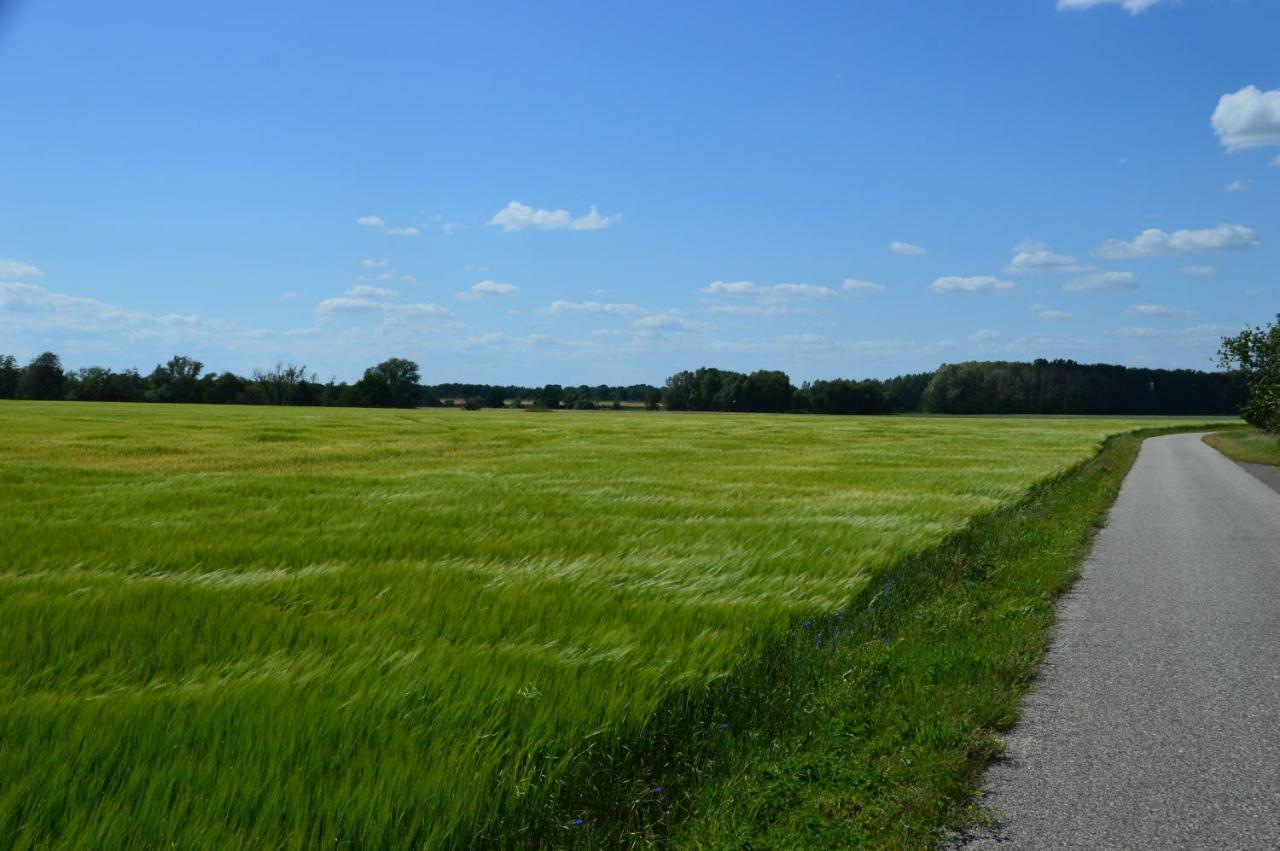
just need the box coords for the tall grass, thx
[0,402,1201,847]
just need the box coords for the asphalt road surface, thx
[956,433,1280,849]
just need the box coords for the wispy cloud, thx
[1093,224,1259,259]
[1225,180,1248,193]
[546,300,647,317]
[702,280,839,301]
[970,329,1000,341]
[1125,303,1194,317]
[345,285,398,298]
[1212,85,1280,152]
[317,297,449,317]
[457,280,519,300]
[0,258,44,278]
[1038,309,1073,321]
[1180,265,1219,277]
[889,240,926,256]
[931,275,1015,294]
[842,278,887,294]
[356,215,419,237]
[1056,0,1169,14]
[1063,270,1137,291]
[488,201,621,232]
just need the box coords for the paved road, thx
[957,433,1280,849]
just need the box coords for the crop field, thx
[0,402,1185,848]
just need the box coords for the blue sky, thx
[1,0,1278,385]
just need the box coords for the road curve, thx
[957,432,1280,849]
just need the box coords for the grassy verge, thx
[1203,428,1280,466]
[624,427,1180,849]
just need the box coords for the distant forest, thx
[0,351,1246,416]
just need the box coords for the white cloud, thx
[360,258,390,269]
[705,304,797,317]
[440,222,457,236]
[1038,309,1073,321]
[970,329,1000,341]
[931,275,1015,294]
[1225,180,1248,193]
[546,300,646,317]
[1063,270,1137,291]
[632,311,693,331]
[1273,155,1280,167]
[488,201,620,232]
[356,216,419,237]
[457,280,519,300]
[702,280,838,301]
[1113,324,1233,340]
[889,240,926,256]
[280,292,299,300]
[0,257,43,278]
[345,284,398,298]
[1125,303,1194,317]
[842,278,887,294]
[317,297,448,317]
[0,281,228,342]
[1004,239,1090,275]
[1212,85,1280,152]
[1056,0,1168,13]
[1180,265,1219,277]
[1093,224,1259,258]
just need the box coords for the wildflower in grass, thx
[573,817,584,827]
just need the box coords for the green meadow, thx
[0,403,1204,848]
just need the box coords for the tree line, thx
[0,352,661,410]
[0,349,1252,416]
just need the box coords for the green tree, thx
[354,358,421,408]
[1219,314,1280,432]
[17,352,66,400]
[0,354,19,398]
[147,355,204,403]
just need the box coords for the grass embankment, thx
[0,403,1219,848]
[1203,428,1280,466]
[667,427,1196,848]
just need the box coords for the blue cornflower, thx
[574,818,584,826]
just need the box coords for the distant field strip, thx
[0,403,1167,848]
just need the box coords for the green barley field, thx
[0,402,1196,848]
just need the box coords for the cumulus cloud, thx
[281,292,299,300]
[345,284,398,298]
[1125,303,1194,317]
[842,278,887,294]
[1038,309,1073,321]
[1212,86,1280,152]
[1004,239,1090,275]
[889,240,926,256]
[1225,180,1248,193]
[457,280,519,300]
[546,300,647,317]
[488,201,620,232]
[386,226,419,236]
[970,329,1000,341]
[0,257,43,278]
[356,215,385,228]
[1180,265,1219,277]
[359,258,390,269]
[1063,270,1137,291]
[1093,224,1259,258]
[1056,0,1168,13]
[931,275,1015,294]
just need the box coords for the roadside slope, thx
[960,433,1280,848]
